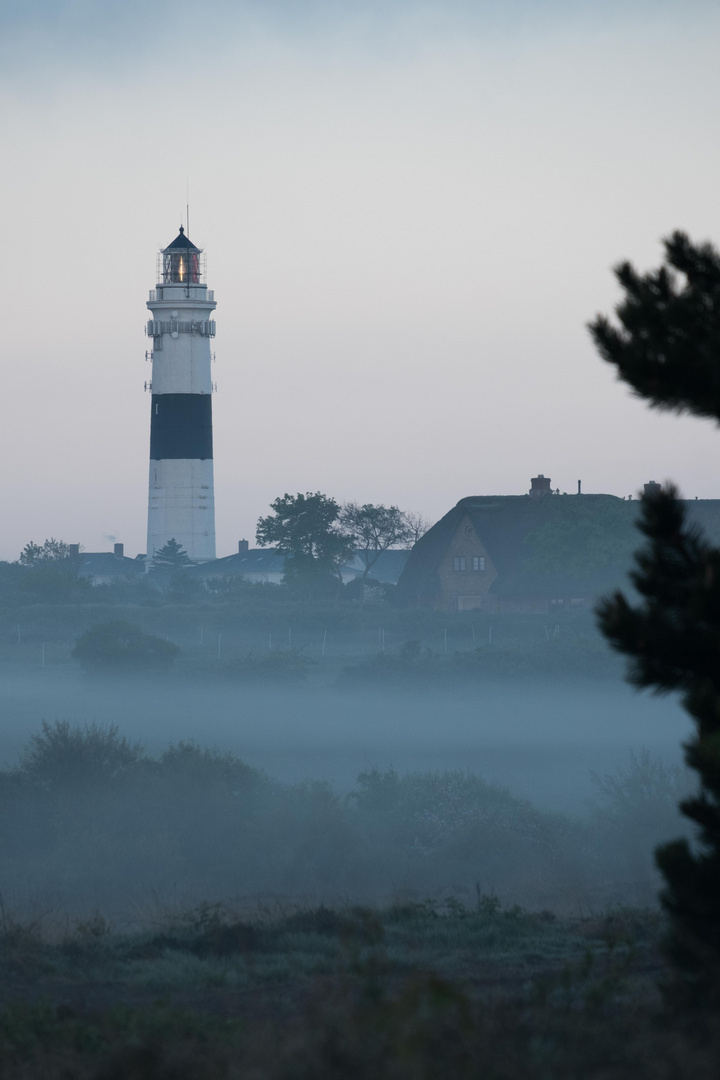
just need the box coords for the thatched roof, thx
[395,493,720,606]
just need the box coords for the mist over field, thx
[0,601,694,926]
[0,664,687,812]
[2,0,719,1070]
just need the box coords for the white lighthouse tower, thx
[145,227,217,563]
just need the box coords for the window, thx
[163,251,200,284]
[472,556,485,571]
[453,556,466,571]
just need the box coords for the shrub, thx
[157,741,267,794]
[590,751,695,888]
[72,620,179,671]
[18,721,145,790]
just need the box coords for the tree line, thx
[11,500,430,590]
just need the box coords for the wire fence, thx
[0,620,571,670]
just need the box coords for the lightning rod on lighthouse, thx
[145,226,217,563]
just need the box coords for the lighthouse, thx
[145,227,217,563]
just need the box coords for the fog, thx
[0,667,688,814]
[0,621,695,926]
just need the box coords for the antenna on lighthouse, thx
[186,179,190,239]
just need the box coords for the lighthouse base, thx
[147,458,216,563]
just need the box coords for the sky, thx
[1,0,719,560]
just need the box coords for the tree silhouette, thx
[152,538,191,569]
[589,232,720,1007]
[256,492,355,584]
[340,503,413,579]
[591,231,720,421]
[19,538,73,565]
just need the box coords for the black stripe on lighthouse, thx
[150,394,213,460]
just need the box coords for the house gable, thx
[436,514,498,612]
[396,489,643,612]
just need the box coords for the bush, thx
[157,741,266,793]
[18,721,145,790]
[0,725,665,913]
[590,751,694,883]
[348,768,582,900]
[71,620,180,671]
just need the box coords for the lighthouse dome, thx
[161,226,203,284]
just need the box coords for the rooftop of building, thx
[395,486,720,604]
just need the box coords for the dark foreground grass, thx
[0,897,717,1078]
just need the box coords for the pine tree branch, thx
[588,231,720,423]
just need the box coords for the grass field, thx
[0,895,716,1078]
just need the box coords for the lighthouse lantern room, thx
[146,226,217,563]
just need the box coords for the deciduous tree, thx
[256,492,355,584]
[403,511,431,546]
[340,503,413,579]
[19,538,73,565]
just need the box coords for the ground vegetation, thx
[71,620,180,672]
[2,896,715,1080]
[0,723,692,916]
[0,706,707,1077]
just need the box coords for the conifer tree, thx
[589,232,720,1006]
[152,538,191,570]
[590,230,720,420]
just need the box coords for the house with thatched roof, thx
[395,476,720,614]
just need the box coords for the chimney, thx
[529,474,552,499]
[577,480,582,495]
[643,481,662,498]
[68,544,80,558]
[238,539,249,554]
[114,543,124,558]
